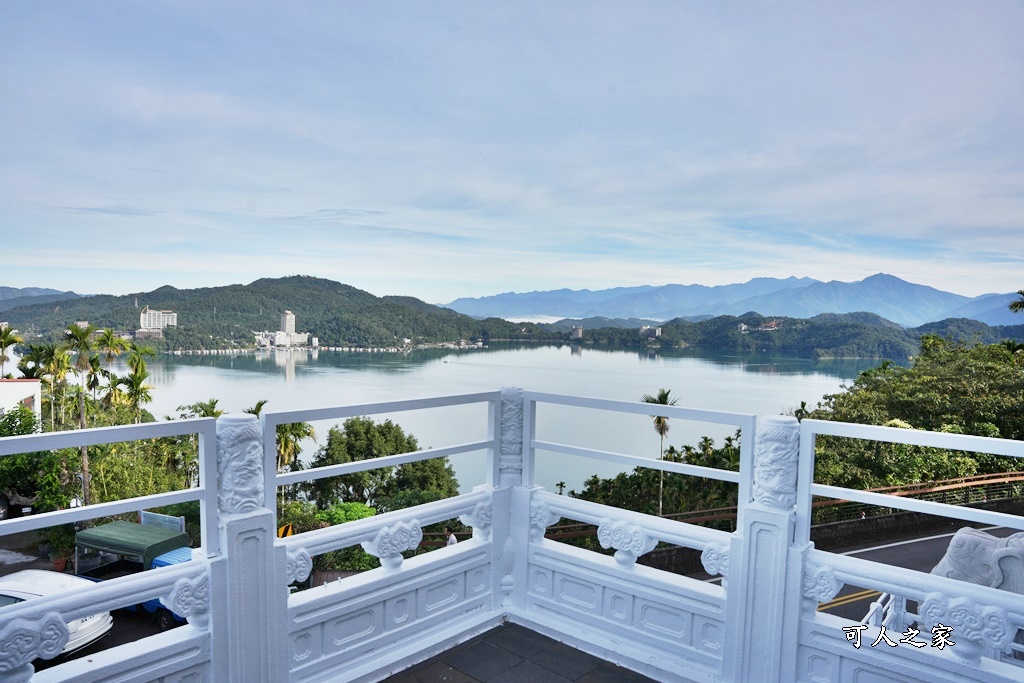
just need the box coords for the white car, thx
[0,569,114,655]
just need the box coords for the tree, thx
[1010,290,1024,314]
[277,421,316,473]
[306,417,426,509]
[0,326,23,378]
[96,329,129,365]
[641,388,678,516]
[126,343,157,375]
[244,400,269,417]
[808,337,1024,488]
[119,370,153,423]
[65,323,98,504]
[177,399,224,419]
[0,405,76,513]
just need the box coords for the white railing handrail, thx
[533,489,731,552]
[0,557,207,625]
[523,390,756,525]
[276,439,493,488]
[796,418,1024,542]
[0,418,220,555]
[811,547,1024,622]
[260,391,502,501]
[279,489,489,560]
[531,439,742,483]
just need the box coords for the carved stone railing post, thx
[723,415,800,683]
[498,386,525,488]
[215,413,287,683]
[492,387,532,611]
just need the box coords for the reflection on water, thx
[153,344,889,382]
[134,344,888,493]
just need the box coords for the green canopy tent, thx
[75,521,190,570]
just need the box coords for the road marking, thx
[840,525,1001,556]
[817,588,881,611]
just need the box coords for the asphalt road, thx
[816,525,1017,621]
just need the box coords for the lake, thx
[127,344,883,494]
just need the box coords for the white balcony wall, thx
[1,388,1023,682]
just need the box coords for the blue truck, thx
[74,520,192,630]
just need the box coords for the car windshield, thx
[0,594,23,608]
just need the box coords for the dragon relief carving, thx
[361,521,423,570]
[498,387,524,486]
[216,414,264,513]
[752,416,800,510]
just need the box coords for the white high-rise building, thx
[281,311,296,334]
[140,306,177,330]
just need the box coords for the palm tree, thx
[1010,290,1024,314]
[126,343,157,375]
[276,421,316,472]
[96,329,129,365]
[119,370,153,423]
[275,419,315,507]
[65,323,97,505]
[1001,340,1024,354]
[244,400,269,417]
[86,355,108,413]
[0,326,24,378]
[641,388,679,516]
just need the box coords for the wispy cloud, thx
[1,2,1022,300]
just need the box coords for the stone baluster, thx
[723,415,800,683]
[214,413,287,683]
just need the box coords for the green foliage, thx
[808,337,1024,487]
[0,405,77,511]
[573,435,741,523]
[4,276,560,350]
[305,417,427,509]
[46,524,76,559]
[277,500,380,572]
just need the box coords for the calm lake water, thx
[126,344,882,494]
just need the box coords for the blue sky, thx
[2,2,1022,302]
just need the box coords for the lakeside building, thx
[139,306,178,330]
[255,310,310,348]
[570,326,584,339]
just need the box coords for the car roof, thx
[0,569,98,599]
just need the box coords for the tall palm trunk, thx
[78,384,90,506]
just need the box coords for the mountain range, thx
[443,274,1020,328]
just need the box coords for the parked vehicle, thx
[75,520,192,629]
[0,569,114,654]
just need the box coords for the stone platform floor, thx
[382,623,657,683]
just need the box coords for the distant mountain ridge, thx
[444,274,1019,328]
[0,288,82,313]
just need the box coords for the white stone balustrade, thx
[1,389,1023,682]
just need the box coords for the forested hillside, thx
[2,276,554,349]
[581,312,1024,359]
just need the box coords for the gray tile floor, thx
[383,624,657,682]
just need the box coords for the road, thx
[816,525,1018,621]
